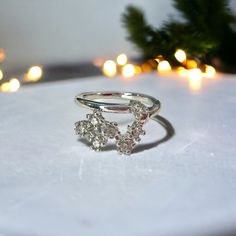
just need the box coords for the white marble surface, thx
[0,73,236,236]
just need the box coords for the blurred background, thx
[0,0,177,72]
[1,2,236,236]
[0,0,236,90]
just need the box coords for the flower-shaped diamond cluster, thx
[115,101,149,155]
[75,110,119,151]
[75,101,149,155]
[129,100,149,123]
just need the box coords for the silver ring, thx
[74,91,161,155]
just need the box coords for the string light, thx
[9,78,20,92]
[25,66,43,82]
[141,63,152,73]
[134,65,142,75]
[0,69,3,80]
[122,64,135,78]
[1,82,10,92]
[103,60,117,77]
[1,78,20,92]
[204,65,216,78]
[157,60,171,73]
[188,68,202,91]
[117,54,128,66]
[175,49,186,63]
[186,59,198,69]
[188,68,202,80]
[0,48,5,62]
[176,66,187,77]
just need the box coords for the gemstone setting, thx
[75,101,149,155]
[75,110,119,151]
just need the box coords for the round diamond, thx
[91,117,98,125]
[93,140,100,148]
[116,135,136,155]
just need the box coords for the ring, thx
[74,91,161,155]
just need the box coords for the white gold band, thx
[75,91,161,118]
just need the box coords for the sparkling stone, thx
[75,109,117,151]
[129,101,149,122]
[79,126,85,134]
[91,117,98,125]
[104,122,119,138]
[94,124,105,134]
[116,134,136,155]
[75,107,147,154]
[92,139,100,149]
[91,135,108,151]
[75,120,93,136]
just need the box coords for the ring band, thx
[75,92,161,116]
[74,91,161,155]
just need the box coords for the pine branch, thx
[122,0,236,66]
[122,6,157,59]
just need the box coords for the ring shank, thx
[75,91,161,118]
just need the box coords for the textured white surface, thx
[0,73,236,236]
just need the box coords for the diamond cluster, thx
[75,101,149,155]
[75,110,119,151]
[115,101,148,155]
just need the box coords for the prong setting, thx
[75,110,119,151]
[75,101,149,155]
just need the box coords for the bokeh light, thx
[134,65,142,75]
[141,63,152,73]
[26,66,43,82]
[186,59,198,69]
[188,68,202,91]
[0,48,5,62]
[188,68,202,80]
[117,54,128,66]
[157,60,171,73]
[176,66,187,77]
[1,82,10,92]
[122,64,135,78]
[204,65,216,78]
[0,69,3,80]
[103,60,117,77]
[175,49,186,63]
[9,78,20,92]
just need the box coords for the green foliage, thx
[122,0,236,66]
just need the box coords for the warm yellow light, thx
[116,54,128,66]
[26,66,43,82]
[0,70,3,80]
[141,63,152,73]
[188,68,202,80]
[204,65,216,78]
[122,64,135,78]
[134,65,142,75]
[157,60,172,73]
[0,48,5,62]
[1,82,10,92]
[176,66,187,77]
[9,78,20,92]
[175,49,186,63]
[103,60,117,77]
[186,59,198,69]
[188,68,202,91]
